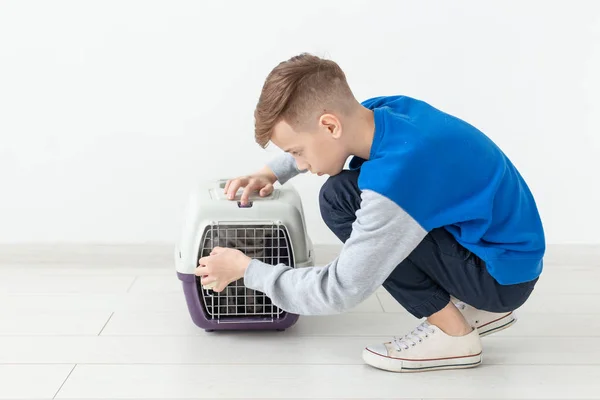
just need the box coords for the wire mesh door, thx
[196,223,294,321]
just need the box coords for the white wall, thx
[1,0,599,245]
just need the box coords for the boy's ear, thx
[319,113,342,139]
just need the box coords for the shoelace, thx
[392,322,436,351]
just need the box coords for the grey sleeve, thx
[243,189,428,315]
[266,152,306,185]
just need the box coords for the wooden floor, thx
[0,244,599,399]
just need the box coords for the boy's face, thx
[271,115,348,177]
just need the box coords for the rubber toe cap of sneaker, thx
[364,343,388,357]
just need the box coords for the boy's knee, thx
[318,170,361,243]
[319,176,337,218]
[319,170,360,220]
[318,170,354,209]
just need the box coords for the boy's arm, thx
[266,152,306,185]
[243,189,427,315]
[224,152,304,205]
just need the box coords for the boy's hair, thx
[254,53,356,148]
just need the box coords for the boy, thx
[196,53,544,373]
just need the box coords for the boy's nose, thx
[296,160,309,171]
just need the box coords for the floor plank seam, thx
[5,333,600,338]
[2,362,598,366]
[52,363,76,399]
[374,293,386,312]
[97,312,114,336]
[125,276,138,293]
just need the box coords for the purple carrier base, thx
[177,272,300,332]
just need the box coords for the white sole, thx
[362,349,482,373]
[477,312,517,337]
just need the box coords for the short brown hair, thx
[254,53,355,148]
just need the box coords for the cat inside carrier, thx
[175,179,314,331]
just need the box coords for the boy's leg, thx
[319,170,538,372]
[320,171,464,322]
[319,169,363,244]
[319,169,537,322]
[396,227,538,337]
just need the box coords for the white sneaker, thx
[362,321,482,373]
[453,299,517,337]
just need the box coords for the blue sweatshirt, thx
[244,95,545,315]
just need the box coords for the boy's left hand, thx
[195,247,252,292]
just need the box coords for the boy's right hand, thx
[224,166,278,206]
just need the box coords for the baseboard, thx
[0,243,598,266]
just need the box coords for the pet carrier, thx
[175,178,315,331]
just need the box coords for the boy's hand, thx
[224,166,277,206]
[195,247,252,292]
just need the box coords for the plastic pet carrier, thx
[175,179,314,331]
